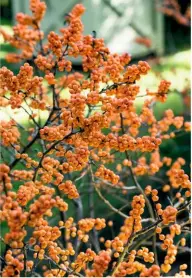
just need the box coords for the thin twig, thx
[94,184,129,219]
[120,113,158,265]
[110,201,191,276]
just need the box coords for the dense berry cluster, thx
[0,1,191,277]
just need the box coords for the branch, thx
[32,129,82,181]
[110,201,191,276]
[9,108,55,170]
[120,113,158,264]
[88,177,100,253]
[89,165,128,219]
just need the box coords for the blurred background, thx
[0,0,191,274]
[0,0,191,63]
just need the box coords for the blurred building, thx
[11,0,164,59]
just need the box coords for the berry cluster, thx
[0,0,190,277]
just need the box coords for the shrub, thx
[0,1,191,277]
